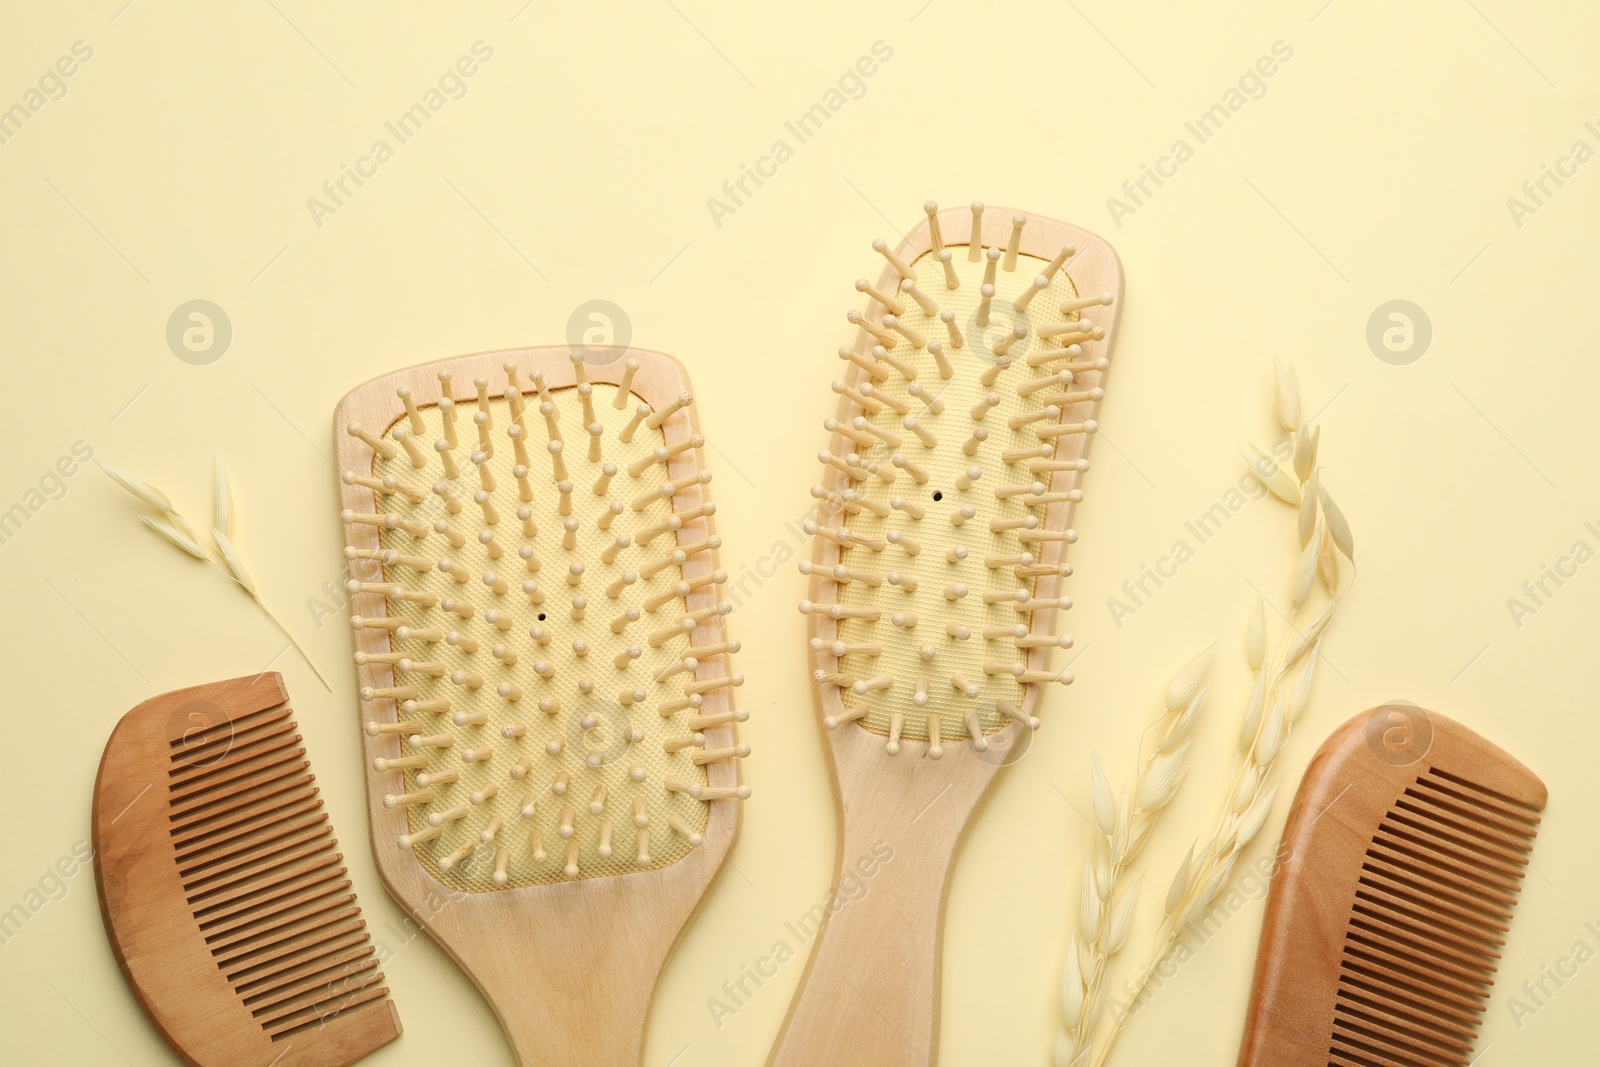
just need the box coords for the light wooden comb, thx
[334,345,746,1065]
[92,672,401,1066]
[769,203,1123,1066]
[1238,704,1546,1066]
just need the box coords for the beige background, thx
[2,1,1596,1063]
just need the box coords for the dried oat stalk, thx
[1053,363,1355,1067]
[100,456,330,690]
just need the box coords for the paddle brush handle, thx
[767,812,964,1067]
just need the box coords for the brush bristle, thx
[804,204,1109,755]
[344,358,745,889]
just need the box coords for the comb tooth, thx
[201,879,353,942]
[179,813,332,881]
[172,775,316,848]
[240,955,388,1033]
[171,752,311,814]
[1361,856,1516,930]
[1342,929,1495,1008]
[1347,912,1499,979]
[1335,980,1482,1049]
[1329,1012,1472,1067]
[1367,828,1523,906]
[176,791,327,860]
[188,847,347,922]
[220,904,365,975]
[185,834,341,905]
[1386,804,1529,881]
[1392,794,1533,870]
[1420,777,1542,844]
[1337,955,1487,1029]
[221,912,369,984]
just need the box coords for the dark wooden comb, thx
[93,673,401,1066]
[1238,703,1545,1067]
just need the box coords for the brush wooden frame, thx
[334,346,740,1066]
[1238,705,1546,1066]
[770,210,1124,1067]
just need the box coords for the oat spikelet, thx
[140,514,207,559]
[1246,598,1265,672]
[1165,842,1196,915]
[1298,469,1319,546]
[1318,482,1354,558]
[214,454,234,537]
[1292,424,1316,482]
[1242,444,1300,505]
[1090,753,1117,836]
[1273,359,1299,431]
[1164,643,1216,712]
[99,461,175,512]
[211,528,258,598]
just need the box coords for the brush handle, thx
[447,879,681,1067]
[768,745,994,1067]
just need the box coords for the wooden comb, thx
[334,346,745,1065]
[770,203,1123,1066]
[1238,703,1546,1067]
[92,672,401,1067]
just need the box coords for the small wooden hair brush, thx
[770,202,1123,1066]
[334,345,747,1065]
[92,672,401,1067]
[1238,703,1546,1067]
